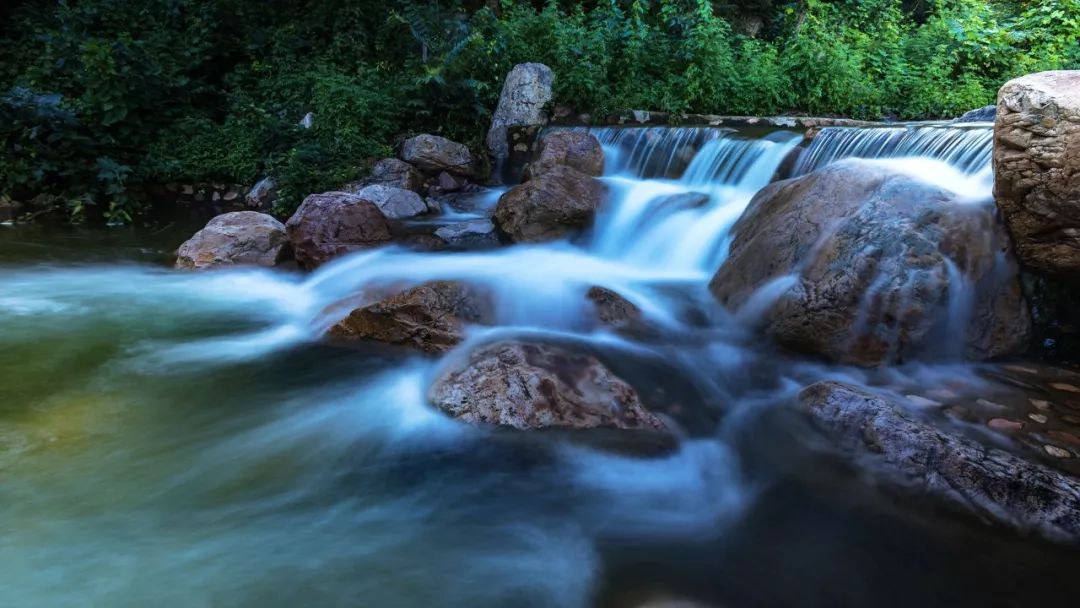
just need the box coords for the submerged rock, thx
[494,165,607,243]
[434,220,500,250]
[285,192,392,269]
[800,381,1080,545]
[487,63,555,171]
[175,211,289,270]
[352,184,428,220]
[328,281,491,353]
[994,71,1080,274]
[526,131,605,179]
[401,134,481,178]
[710,159,1030,366]
[586,286,642,330]
[429,341,667,431]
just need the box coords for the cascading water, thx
[5,123,1073,608]
[794,123,993,177]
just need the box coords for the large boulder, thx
[493,165,607,243]
[175,211,288,270]
[800,381,1080,545]
[486,63,555,171]
[710,159,1030,366]
[994,71,1080,275]
[401,134,481,178]
[328,281,492,353]
[285,192,392,269]
[429,340,667,431]
[368,158,425,193]
[352,184,428,220]
[526,131,605,179]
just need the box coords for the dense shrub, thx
[1,0,1077,223]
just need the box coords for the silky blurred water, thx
[2,124,1078,607]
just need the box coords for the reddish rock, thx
[329,281,491,352]
[285,192,392,269]
[494,165,607,243]
[429,341,667,431]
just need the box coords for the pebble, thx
[905,395,942,408]
[977,398,1009,410]
[1062,415,1080,425]
[1048,430,1080,446]
[1051,383,1080,393]
[1030,399,1052,411]
[1003,364,1039,375]
[1044,445,1072,459]
[928,388,958,400]
[988,418,1023,432]
[1028,413,1048,424]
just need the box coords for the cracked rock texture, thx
[429,340,667,431]
[710,159,1030,366]
[329,281,492,352]
[800,381,1080,545]
[994,71,1080,275]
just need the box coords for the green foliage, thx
[1,0,1077,224]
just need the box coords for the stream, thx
[2,123,1078,608]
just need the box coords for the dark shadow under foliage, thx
[1,0,1077,223]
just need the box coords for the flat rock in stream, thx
[328,281,492,353]
[799,381,1080,545]
[429,341,668,432]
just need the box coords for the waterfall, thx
[558,126,732,179]
[794,124,993,176]
[588,130,803,271]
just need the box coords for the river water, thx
[2,124,1078,607]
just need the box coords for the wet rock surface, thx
[329,281,492,353]
[285,191,392,269]
[494,165,607,243]
[175,211,289,269]
[994,70,1080,274]
[526,131,605,179]
[434,220,500,250]
[799,377,1080,545]
[429,340,668,431]
[711,159,1030,366]
[587,286,643,330]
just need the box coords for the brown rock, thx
[527,131,605,179]
[429,341,667,431]
[175,211,289,270]
[993,71,1080,274]
[328,281,491,353]
[285,192,392,269]
[801,381,1080,545]
[401,134,480,178]
[494,165,607,243]
[710,160,1031,366]
[587,286,642,329]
